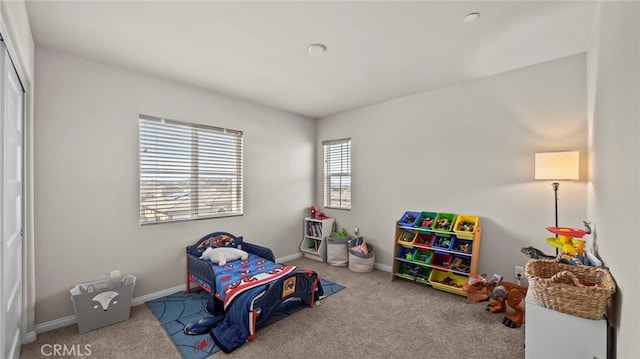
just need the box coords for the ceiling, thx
[25,1,599,118]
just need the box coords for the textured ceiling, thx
[26,1,599,118]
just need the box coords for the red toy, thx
[309,206,318,219]
[486,282,528,328]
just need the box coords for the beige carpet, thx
[20,257,524,359]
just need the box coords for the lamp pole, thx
[552,181,559,255]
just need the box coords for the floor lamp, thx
[534,151,580,255]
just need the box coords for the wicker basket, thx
[524,259,616,320]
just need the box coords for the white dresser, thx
[525,290,609,359]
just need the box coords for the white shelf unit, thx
[300,217,335,262]
[524,290,609,359]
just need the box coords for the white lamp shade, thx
[535,151,579,181]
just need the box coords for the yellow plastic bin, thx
[453,215,479,239]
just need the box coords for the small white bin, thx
[70,274,136,333]
[348,237,375,272]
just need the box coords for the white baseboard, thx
[23,330,37,344]
[375,263,392,272]
[31,253,307,335]
[35,314,76,334]
[281,252,391,272]
[34,284,189,335]
[32,253,385,336]
[130,284,185,306]
[277,252,302,263]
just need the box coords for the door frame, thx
[0,14,31,349]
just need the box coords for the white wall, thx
[317,54,588,282]
[33,48,316,324]
[586,2,639,358]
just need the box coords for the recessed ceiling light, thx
[464,12,480,23]
[308,43,327,55]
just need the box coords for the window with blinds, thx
[139,115,243,224]
[323,138,351,210]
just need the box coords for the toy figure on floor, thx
[462,274,527,328]
[462,273,507,303]
[487,283,527,328]
[462,274,493,304]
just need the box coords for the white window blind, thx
[139,115,243,224]
[323,138,351,210]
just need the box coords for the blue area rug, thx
[147,278,344,359]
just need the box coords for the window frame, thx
[323,138,352,210]
[138,114,243,225]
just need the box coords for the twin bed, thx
[185,231,323,353]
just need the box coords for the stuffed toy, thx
[200,247,248,266]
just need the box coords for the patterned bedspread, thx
[207,254,295,308]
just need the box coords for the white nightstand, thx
[525,290,609,359]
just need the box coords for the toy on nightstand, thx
[545,221,592,265]
[520,246,556,260]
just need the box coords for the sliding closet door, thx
[0,39,24,359]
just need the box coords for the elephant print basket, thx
[524,259,615,320]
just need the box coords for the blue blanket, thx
[210,285,266,353]
[210,269,323,353]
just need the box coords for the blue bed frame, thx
[186,231,276,294]
[185,231,321,346]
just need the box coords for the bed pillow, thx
[200,247,248,266]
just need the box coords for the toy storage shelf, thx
[391,211,481,296]
[299,217,335,262]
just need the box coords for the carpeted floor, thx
[147,290,220,359]
[146,278,345,359]
[20,257,524,359]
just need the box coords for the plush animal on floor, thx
[200,247,248,266]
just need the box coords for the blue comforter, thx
[210,284,266,353]
[210,269,323,353]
